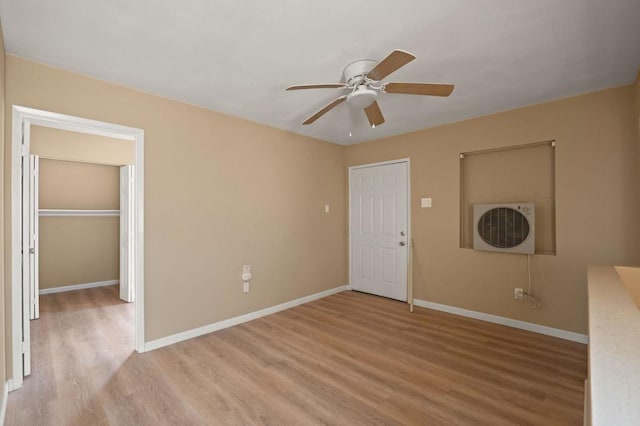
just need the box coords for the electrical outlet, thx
[514,288,524,300]
[243,282,250,293]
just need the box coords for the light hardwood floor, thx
[6,286,587,425]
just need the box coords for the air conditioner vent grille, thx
[473,203,535,254]
[477,207,530,249]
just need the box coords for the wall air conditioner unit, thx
[473,203,535,254]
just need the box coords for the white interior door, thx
[29,154,39,320]
[119,165,135,303]
[350,161,409,301]
[21,121,32,376]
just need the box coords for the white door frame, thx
[119,165,135,303]
[10,105,145,390]
[29,154,40,321]
[348,158,411,297]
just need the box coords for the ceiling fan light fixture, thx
[347,87,377,109]
[287,50,454,127]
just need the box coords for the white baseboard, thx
[39,279,119,295]
[145,285,348,352]
[0,381,9,425]
[413,298,588,344]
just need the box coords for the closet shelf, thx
[38,209,120,217]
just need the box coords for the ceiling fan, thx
[286,49,454,127]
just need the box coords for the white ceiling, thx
[1,1,639,145]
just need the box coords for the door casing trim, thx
[10,105,145,390]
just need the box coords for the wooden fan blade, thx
[367,50,416,81]
[303,96,347,125]
[364,101,385,127]
[287,83,348,91]
[384,83,454,97]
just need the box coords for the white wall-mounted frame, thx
[10,105,145,390]
[347,158,411,302]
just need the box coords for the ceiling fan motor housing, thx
[343,60,379,108]
[343,59,378,84]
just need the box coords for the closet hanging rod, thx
[38,209,120,217]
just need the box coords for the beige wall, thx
[0,22,6,391]
[39,216,119,289]
[635,71,640,189]
[4,56,347,382]
[346,85,640,334]
[38,159,120,289]
[636,71,640,129]
[38,159,119,210]
[31,125,134,166]
[635,71,640,249]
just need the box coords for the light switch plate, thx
[421,198,432,208]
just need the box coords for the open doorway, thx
[10,106,145,390]
[31,127,135,304]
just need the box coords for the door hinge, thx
[21,144,28,157]
[21,341,27,353]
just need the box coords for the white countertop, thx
[588,265,640,425]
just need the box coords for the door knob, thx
[399,241,406,246]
